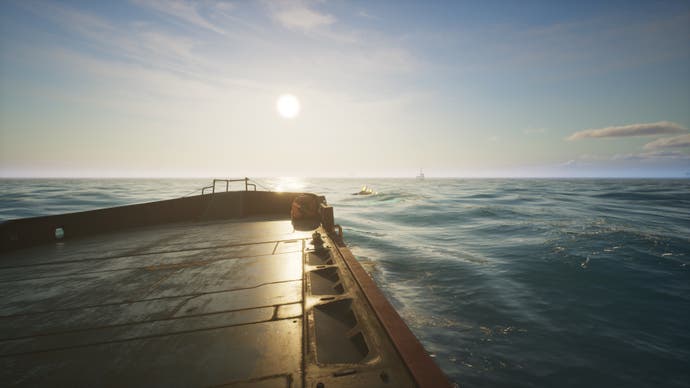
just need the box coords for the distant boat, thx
[353,185,375,195]
[416,169,425,180]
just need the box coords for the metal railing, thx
[201,177,257,194]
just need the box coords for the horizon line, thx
[1,175,688,179]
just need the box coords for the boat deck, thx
[0,216,426,387]
[0,189,451,387]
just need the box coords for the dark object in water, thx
[0,179,451,388]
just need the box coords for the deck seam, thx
[0,302,303,342]
[207,373,293,388]
[0,315,301,358]
[0,278,302,319]
[0,246,303,283]
[0,238,303,270]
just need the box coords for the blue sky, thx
[1,0,689,177]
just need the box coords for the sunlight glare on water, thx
[270,177,306,193]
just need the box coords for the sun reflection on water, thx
[273,177,306,193]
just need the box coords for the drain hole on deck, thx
[308,251,333,266]
[314,299,369,364]
[309,267,345,295]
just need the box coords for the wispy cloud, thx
[131,0,227,34]
[558,153,608,167]
[24,2,203,67]
[267,1,335,31]
[643,134,690,150]
[612,150,690,161]
[9,0,294,125]
[358,10,377,20]
[567,121,688,140]
[19,0,420,102]
[560,159,581,168]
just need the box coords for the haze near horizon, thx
[1,1,689,178]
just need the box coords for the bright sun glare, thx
[276,94,300,119]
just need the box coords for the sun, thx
[276,94,300,119]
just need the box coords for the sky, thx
[1,0,689,178]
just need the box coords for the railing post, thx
[202,178,258,194]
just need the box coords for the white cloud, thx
[560,159,578,167]
[611,150,690,161]
[268,1,335,30]
[21,0,418,96]
[567,121,688,140]
[25,2,203,66]
[558,154,609,167]
[358,10,377,20]
[19,2,268,88]
[643,134,690,150]
[131,0,227,34]
[214,1,235,12]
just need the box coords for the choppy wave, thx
[1,178,689,387]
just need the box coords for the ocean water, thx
[1,178,689,387]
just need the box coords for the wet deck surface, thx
[0,214,429,387]
[0,218,311,387]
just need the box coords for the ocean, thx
[1,178,689,387]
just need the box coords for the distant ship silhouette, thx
[416,169,425,180]
[353,185,375,195]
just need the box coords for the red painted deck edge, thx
[333,238,454,388]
